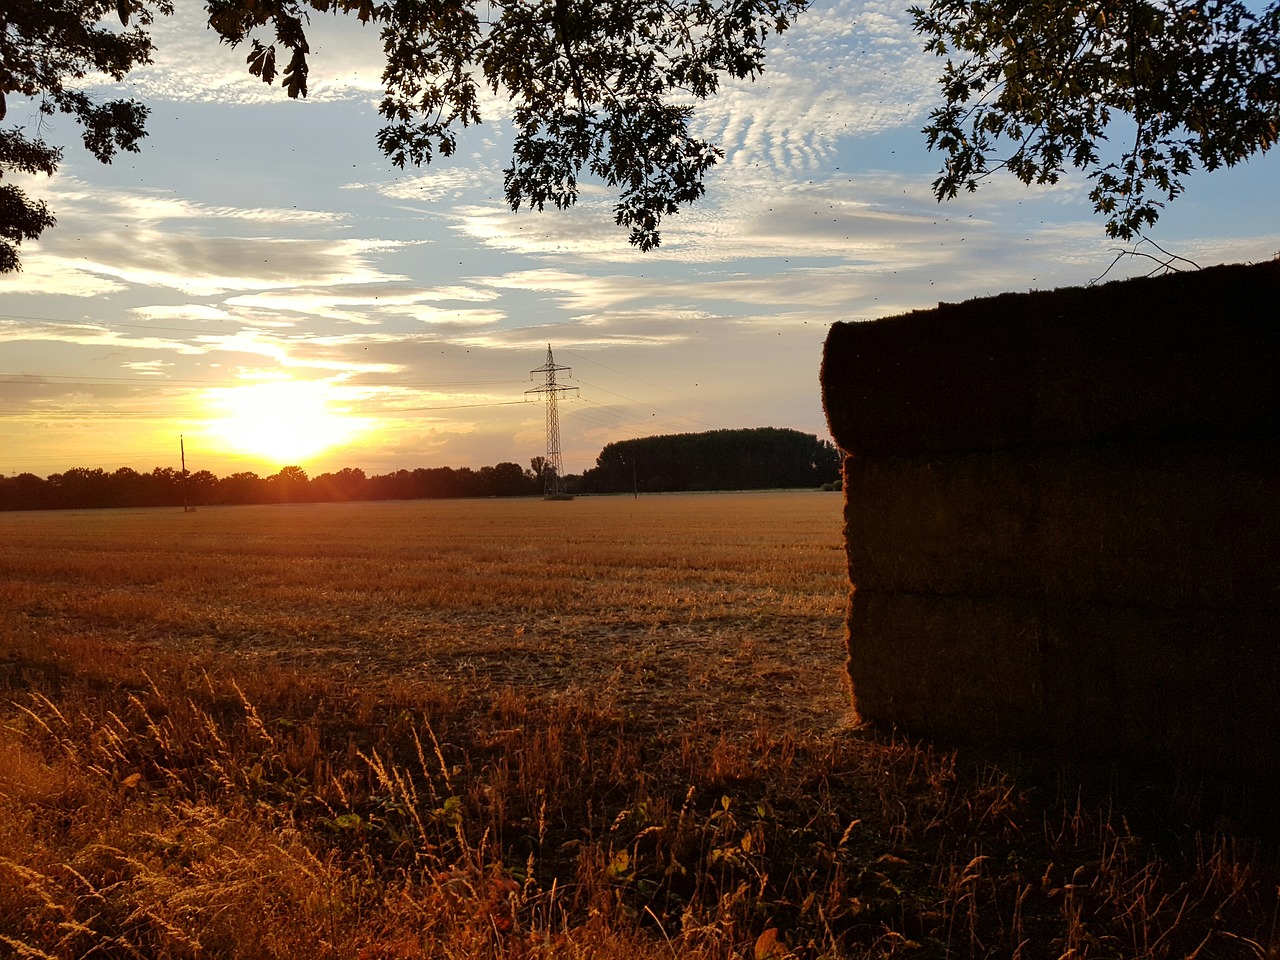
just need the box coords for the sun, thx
[205,380,364,464]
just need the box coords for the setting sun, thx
[205,380,366,464]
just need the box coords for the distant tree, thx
[0,472,52,510]
[46,467,113,509]
[109,466,147,506]
[479,461,537,497]
[452,466,477,495]
[412,466,457,499]
[269,465,310,503]
[0,457,570,510]
[586,427,840,493]
[367,467,414,500]
[218,470,265,504]
[313,466,367,501]
[186,469,219,505]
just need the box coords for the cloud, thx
[129,304,241,324]
[115,7,386,104]
[60,232,404,296]
[351,168,500,204]
[210,282,505,330]
[41,179,348,227]
[695,0,938,171]
[0,372,198,409]
[457,322,695,352]
[474,269,653,312]
[445,163,1084,277]
[0,172,398,297]
[225,282,498,311]
[121,359,175,376]
[446,201,637,260]
[0,254,128,298]
[0,321,206,359]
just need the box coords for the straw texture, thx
[822,260,1280,458]
[826,259,1280,783]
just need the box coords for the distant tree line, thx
[0,428,840,511]
[581,428,841,494]
[0,462,540,511]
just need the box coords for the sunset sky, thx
[2,1,1277,481]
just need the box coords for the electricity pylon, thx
[527,345,578,499]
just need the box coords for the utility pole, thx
[180,435,195,512]
[527,345,578,499]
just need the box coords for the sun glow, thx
[205,380,367,464]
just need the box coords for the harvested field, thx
[0,493,851,734]
[1,492,1276,959]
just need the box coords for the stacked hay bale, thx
[821,260,1279,780]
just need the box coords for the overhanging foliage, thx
[3,0,1278,270]
[911,0,1280,238]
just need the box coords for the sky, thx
[2,1,1277,481]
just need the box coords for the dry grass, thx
[0,493,1275,959]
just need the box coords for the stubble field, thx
[1,493,1275,959]
[0,492,851,734]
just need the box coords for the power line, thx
[575,393,674,426]
[562,349,765,423]
[567,396,667,432]
[0,373,527,388]
[0,396,539,420]
[570,376,715,432]
[4,451,178,466]
[0,311,448,342]
[366,399,534,414]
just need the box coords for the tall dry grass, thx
[1,494,1276,958]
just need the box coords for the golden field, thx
[0,492,1275,959]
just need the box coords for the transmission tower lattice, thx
[527,345,578,499]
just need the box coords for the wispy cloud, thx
[44,180,347,226]
[351,168,500,203]
[0,254,128,298]
[118,7,386,104]
[697,0,937,170]
[66,232,403,297]
[225,282,498,312]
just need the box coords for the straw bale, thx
[829,259,1280,782]
[1036,438,1279,609]
[822,259,1280,458]
[849,591,1280,776]
[844,452,1041,597]
[847,591,1045,740]
[843,438,1278,608]
[1042,604,1280,774]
